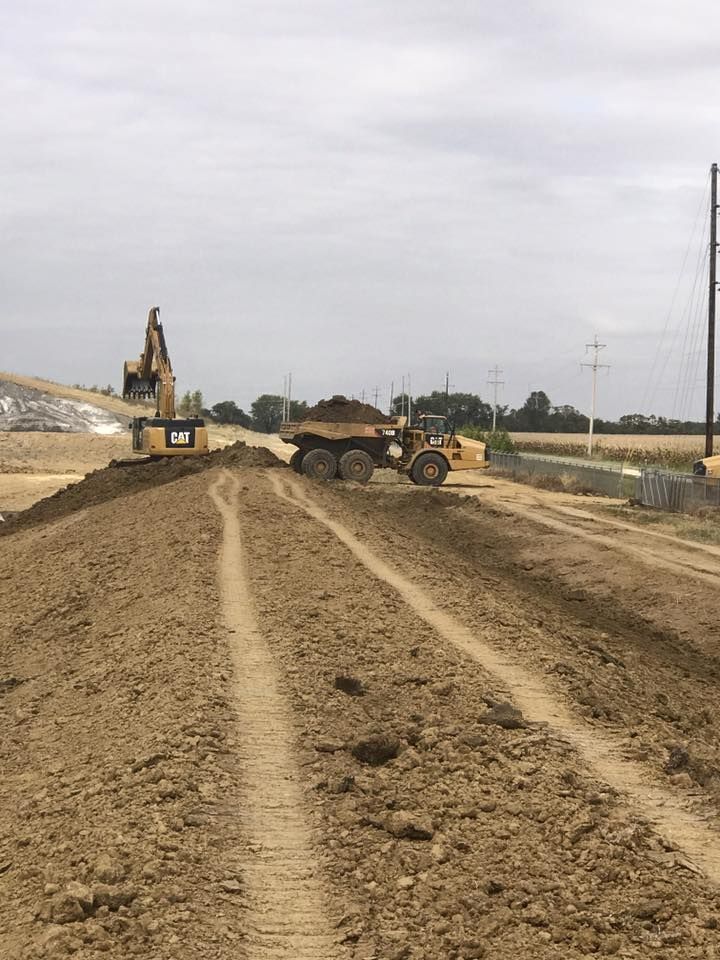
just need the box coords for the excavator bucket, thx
[122,361,157,400]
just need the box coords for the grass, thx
[603,503,720,545]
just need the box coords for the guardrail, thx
[634,469,720,512]
[488,451,720,513]
[488,450,633,499]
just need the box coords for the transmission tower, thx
[581,337,610,457]
[487,366,504,432]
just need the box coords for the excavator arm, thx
[122,306,176,418]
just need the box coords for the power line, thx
[643,170,711,412]
[487,365,504,432]
[581,337,610,457]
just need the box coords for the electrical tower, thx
[581,337,610,457]
[487,366,504,432]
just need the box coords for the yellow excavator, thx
[122,307,209,457]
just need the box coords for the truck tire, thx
[302,448,337,480]
[411,452,448,486]
[338,449,374,483]
[289,449,304,474]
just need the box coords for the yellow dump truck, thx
[279,413,489,486]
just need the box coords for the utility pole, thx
[581,337,610,457]
[487,365,504,432]
[401,376,405,418]
[287,372,292,419]
[282,375,287,421]
[706,162,718,458]
[373,386,379,409]
[389,380,394,416]
[360,389,366,404]
[445,371,450,399]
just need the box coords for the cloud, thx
[1,0,718,418]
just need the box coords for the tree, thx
[177,391,193,415]
[288,399,309,420]
[191,390,204,415]
[548,404,589,433]
[396,391,493,429]
[209,400,252,427]
[250,394,284,433]
[509,390,552,431]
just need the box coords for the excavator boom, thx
[122,307,175,418]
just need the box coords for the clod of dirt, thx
[0,440,284,537]
[334,674,366,696]
[478,702,526,730]
[92,884,136,910]
[665,746,690,773]
[303,395,392,424]
[92,854,126,885]
[382,811,434,841]
[350,733,400,766]
[220,879,243,894]
[36,881,95,925]
[631,898,663,919]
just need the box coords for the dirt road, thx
[2,459,720,958]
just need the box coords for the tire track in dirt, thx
[269,472,720,886]
[546,502,720,560]
[209,470,338,958]
[464,493,720,586]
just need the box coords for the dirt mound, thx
[0,441,284,537]
[0,378,126,434]
[304,395,391,424]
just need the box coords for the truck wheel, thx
[289,449,304,474]
[338,450,374,483]
[411,452,448,486]
[302,448,337,480]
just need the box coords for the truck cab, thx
[414,414,451,448]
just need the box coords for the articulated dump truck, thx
[279,412,489,486]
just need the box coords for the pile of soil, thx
[0,441,284,537]
[304,395,391,424]
[0,475,251,959]
[0,379,126,434]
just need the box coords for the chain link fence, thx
[488,451,633,499]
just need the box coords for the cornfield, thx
[511,433,706,471]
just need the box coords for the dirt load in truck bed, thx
[303,395,391,424]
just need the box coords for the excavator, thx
[122,307,209,457]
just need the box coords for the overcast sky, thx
[2,0,719,419]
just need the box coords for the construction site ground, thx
[2,426,720,959]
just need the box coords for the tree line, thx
[394,389,714,435]
[181,387,715,435]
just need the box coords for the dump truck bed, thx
[279,417,406,443]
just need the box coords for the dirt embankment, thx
[0,380,127,434]
[319,482,720,815]
[4,462,720,959]
[234,472,720,958]
[0,442,284,537]
[0,471,256,959]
